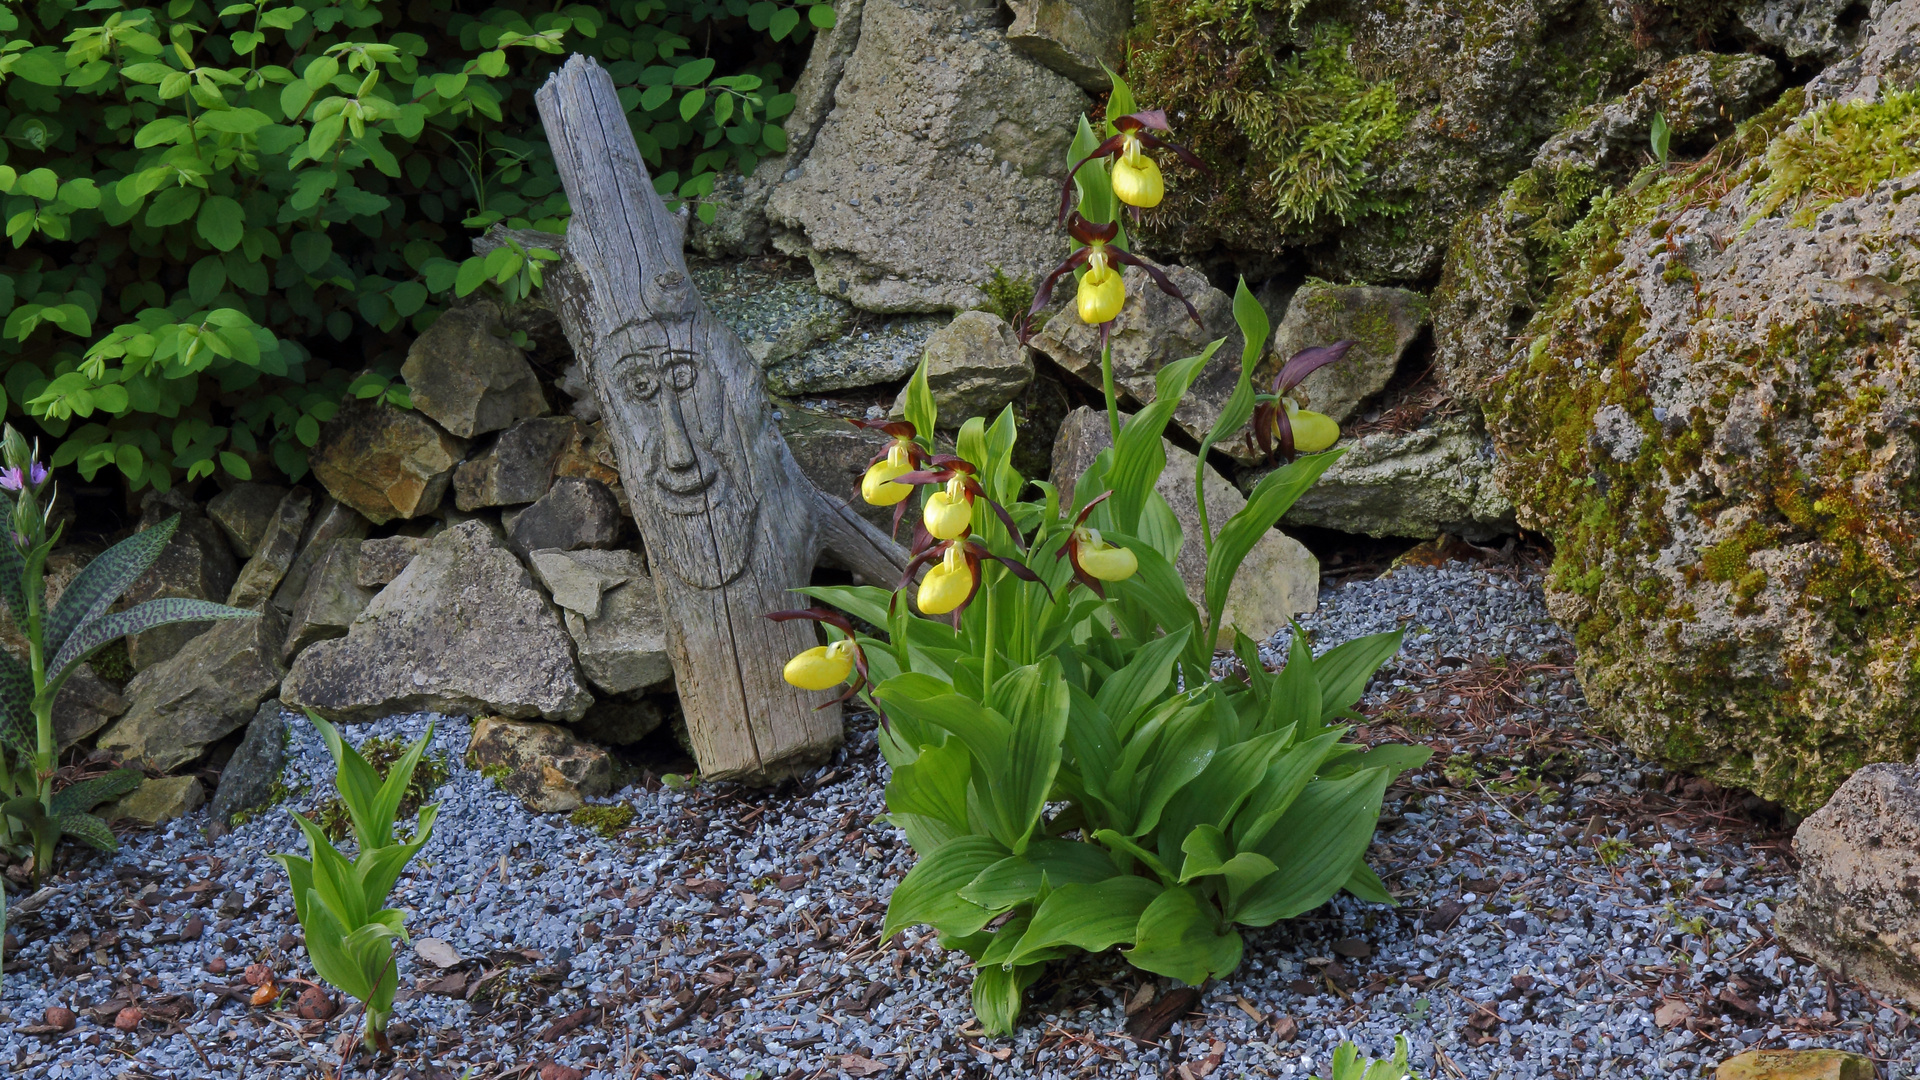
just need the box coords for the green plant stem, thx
[1101,337,1120,443]
[25,560,53,881]
[982,570,997,690]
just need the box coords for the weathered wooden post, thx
[532,55,906,782]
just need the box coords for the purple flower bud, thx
[28,462,46,486]
[0,467,22,493]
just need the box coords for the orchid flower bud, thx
[917,544,974,616]
[923,476,973,540]
[783,638,858,691]
[861,441,914,506]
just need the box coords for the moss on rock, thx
[1461,79,1920,813]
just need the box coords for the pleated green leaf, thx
[49,767,142,816]
[56,810,118,851]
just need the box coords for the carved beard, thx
[612,335,758,589]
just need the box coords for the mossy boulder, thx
[1436,7,1920,812]
[1125,0,1708,281]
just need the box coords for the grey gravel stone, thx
[6,562,1914,1080]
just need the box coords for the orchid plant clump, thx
[769,72,1429,1035]
[0,426,259,886]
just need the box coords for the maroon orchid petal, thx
[848,418,918,440]
[1251,402,1277,458]
[891,496,914,542]
[765,607,857,636]
[1029,247,1090,328]
[983,495,1027,551]
[1107,248,1200,325]
[1072,489,1115,529]
[894,469,953,486]
[907,520,938,557]
[1058,136,1132,221]
[897,542,950,591]
[1133,131,1208,173]
[1274,341,1356,394]
[1269,401,1296,463]
[985,553,1053,601]
[947,548,987,626]
[1115,110,1170,132]
[1066,214,1121,246]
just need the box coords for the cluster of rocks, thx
[56,301,680,824]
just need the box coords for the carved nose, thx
[661,394,699,470]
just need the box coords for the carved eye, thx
[665,359,697,392]
[629,368,660,399]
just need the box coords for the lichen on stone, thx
[1449,70,1920,812]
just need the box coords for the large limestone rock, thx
[1052,408,1316,647]
[505,477,622,559]
[400,300,549,438]
[1433,54,1785,412]
[452,416,579,510]
[533,550,673,696]
[270,498,371,614]
[468,716,613,814]
[226,487,312,610]
[207,482,290,557]
[209,702,289,826]
[1272,416,1514,541]
[1777,759,1920,1007]
[123,500,239,672]
[1806,0,1920,103]
[97,610,284,773]
[308,400,467,524]
[52,665,127,749]
[282,539,374,662]
[281,521,593,723]
[355,536,429,588]
[1738,0,1859,61]
[888,310,1032,422]
[1006,0,1129,92]
[1271,285,1428,425]
[1030,261,1253,461]
[1431,8,1920,811]
[109,776,205,827]
[765,0,1090,312]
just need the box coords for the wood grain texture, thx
[533,55,905,782]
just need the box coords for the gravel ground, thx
[3,560,1913,1080]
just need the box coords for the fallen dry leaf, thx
[837,1054,891,1077]
[414,937,463,969]
[249,982,278,1007]
[538,1065,585,1080]
[1654,999,1691,1028]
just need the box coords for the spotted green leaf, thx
[49,767,142,817]
[0,646,30,756]
[43,514,180,655]
[0,491,25,631]
[48,597,259,682]
[56,810,119,852]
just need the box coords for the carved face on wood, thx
[606,314,757,588]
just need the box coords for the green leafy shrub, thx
[272,712,437,1057]
[1317,1037,1418,1080]
[790,303,1425,1033]
[0,0,831,490]
[0,425,256,880]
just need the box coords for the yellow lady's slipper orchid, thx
[1073,528,1138,582]
[1288,402,1341,454]
[861,441,914,506]
[1077,253,1126,325]
[923,476,973,540]
[1028,214,1199,336]
[784,638,857,690]
[1111,140,1165,209]
[918,544,974,616]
